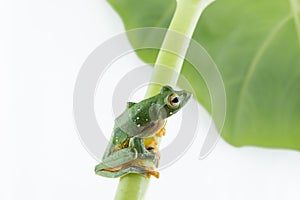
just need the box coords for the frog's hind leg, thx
[96,165,160,179]
[126,166,160,179]
[95,148,137,178]
[95,164,130,178]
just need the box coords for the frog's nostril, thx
[186,92,192,99]
[181,91,192,100]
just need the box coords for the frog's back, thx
[102,94,163,158]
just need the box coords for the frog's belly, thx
[137,120,166,138]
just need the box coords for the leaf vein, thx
[233,14,292,133]
[289,0,300,45]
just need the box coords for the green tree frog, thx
[95,86,191,178]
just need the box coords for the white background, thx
[2,0,300,199]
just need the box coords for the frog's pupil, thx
[172,97,179,103]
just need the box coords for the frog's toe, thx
[145,170,160,179]
[156,127,166,137]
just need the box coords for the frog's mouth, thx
[178,90,192,106]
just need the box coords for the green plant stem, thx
[145,0,211,97]
[114,0,213,199]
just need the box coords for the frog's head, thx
[157,85,191,119]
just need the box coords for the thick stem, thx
[114,0,214,199]
[145,0,214,97]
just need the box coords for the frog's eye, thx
[168,93,180,108]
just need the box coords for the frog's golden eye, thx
[168,93,180,108]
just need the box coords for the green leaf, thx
[108,0,300,151]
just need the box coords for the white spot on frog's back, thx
[137,124,140,127]
[137,116,140,120]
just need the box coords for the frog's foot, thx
[156,127,166,137]
[145,170,160,179]
[129,137,148,154]
[137,151,160,168]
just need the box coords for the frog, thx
[95,85,191,178]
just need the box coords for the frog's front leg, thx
[129,137,159,167]
[129,137,160,178]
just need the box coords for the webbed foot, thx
[156,127,166,137]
